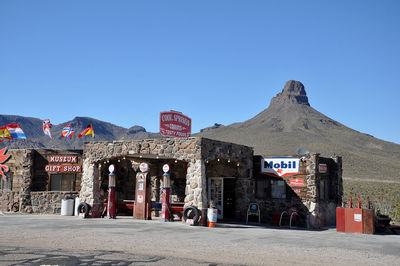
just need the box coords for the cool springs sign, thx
[261,157,300,177]
[160,111,191,138]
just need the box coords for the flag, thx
[62,125,74,138]
[6,124,26,139]
[42,119,53,138]
[78,124,94,138]
[0,127,12,140]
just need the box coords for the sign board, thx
[45,165,82,173]
[49,155,78,163]
[261,157,300,177]
[248,203,260,216]
[160,111,191,138]
[293,189,301,195]
[290,179,304,186]
[354,213,362,222]
[319,164,328,174]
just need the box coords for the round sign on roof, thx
[108,164,115,173]
[139,162,149,173]
[162,164,170,173]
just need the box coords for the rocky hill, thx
[197,80,400,181]
[0,116,158,150]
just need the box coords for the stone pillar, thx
[79,159,102,217]
[305,153,320,228]
[333,156,343,205]
[19,149,33,213]
[184,159,207,225]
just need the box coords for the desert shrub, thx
[343,179,400,223]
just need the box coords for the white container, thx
[207,208,217,227]
[74,197,80,216]
[61,199,74,216]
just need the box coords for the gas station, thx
[1,137,343,229]
[79,137,254,225]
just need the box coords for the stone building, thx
[80,137,254,221]
[0,138,342,228]
[0,149,82,214]
[253,154,342,228]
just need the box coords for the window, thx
[256,177,270,199]
[1,172,12,191]
[50,174,76,191]
[271,179,286,199]
[319,179,329,200]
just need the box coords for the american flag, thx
[42,119,53,138]
[62,125,74,138]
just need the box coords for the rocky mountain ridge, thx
[0,115,158,150]
[197,80,400,180]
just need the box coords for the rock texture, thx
[270,80,310,106]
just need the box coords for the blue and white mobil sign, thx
[261,157,300,177]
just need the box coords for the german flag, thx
[78,124,94,138]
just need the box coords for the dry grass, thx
[343,178,400,223]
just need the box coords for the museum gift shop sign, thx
[45,155,81,173]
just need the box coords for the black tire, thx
[77,202,91,217]
[183,206,200,224]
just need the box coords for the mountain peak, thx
[270,80,310,106]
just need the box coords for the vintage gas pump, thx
[133,162,151,220]
[107,164,116,219]
[161,164,171,222]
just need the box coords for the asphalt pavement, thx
[0,213,399,265]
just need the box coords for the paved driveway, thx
[0,214,399,265]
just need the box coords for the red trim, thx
[261,171,301,177]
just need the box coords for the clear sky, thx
[1,1,399,144]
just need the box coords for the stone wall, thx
[0,191,20,212]
[31,191,79,214]
[253,153,342,228]
[81,137,254,219]
[1,149,83,214]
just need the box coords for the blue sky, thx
[1,1,399,144]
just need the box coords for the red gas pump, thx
[133,162,151,220]
[161,164,171,222]
[107,164,116,219]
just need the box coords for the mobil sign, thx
[160,111,191,138]
[261,157,300,177]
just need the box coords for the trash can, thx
[74,197,81,216]
[207,208,217,227]
[61,199,74,216]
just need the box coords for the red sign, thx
[319,164,328,173]
[49,155,78,163]
[290,179,304,186]
[45,165,82,173]
[160,111,191,138]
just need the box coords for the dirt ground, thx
[1,214,399,265]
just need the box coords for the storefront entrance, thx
[208,177,236,220]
